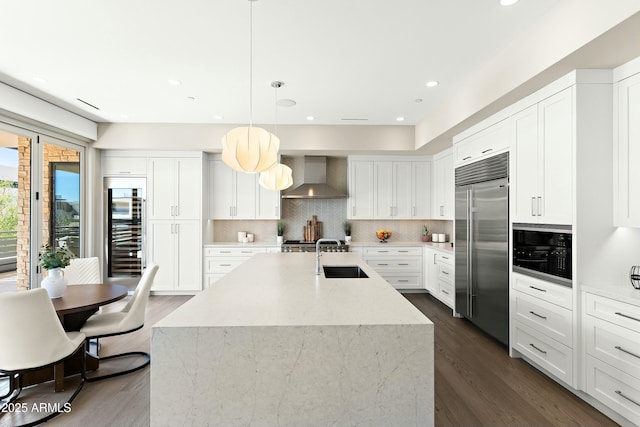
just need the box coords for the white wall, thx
[95,123,415,155]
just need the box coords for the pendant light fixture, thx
[221,0,279,173]
[259,81,293,190]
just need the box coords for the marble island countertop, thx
[156,252,432,327]
[205,240,455,254]
[151,252,434,427]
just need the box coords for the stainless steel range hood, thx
[281,156,347,199]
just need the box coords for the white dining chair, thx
[0,288,86,425]
[80,264,158,382]
[64,257,101,285]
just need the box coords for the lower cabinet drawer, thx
[585,315,640,380]
[209,258,246,273]
[513,321,573,385]
[437,280,455,307]
[585,293,640,333]
[438,264,454,283]
[586,355,640,425]
[381,275,422,289]
[513,290,573,347]
[366,257,422,272]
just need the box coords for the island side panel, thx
[151,324,434,427]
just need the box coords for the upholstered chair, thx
[79,264,158,382]
[64,257,101,285]
[0,288,86,425]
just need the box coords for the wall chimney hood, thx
[281,156,347,199]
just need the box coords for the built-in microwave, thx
[512,224,572,287]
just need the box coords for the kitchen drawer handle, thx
[378,250,389,253]
[615,312,640,323]
[220,251,231,254]
[442,290,449,295]
[399,263,409,266]
[220,264,232,267]
[398,250,409,253]
[615,346,640,360]
[529,311,547,320]
[378,263,389,266]
[441,256,449,260]
[529,286,547,293]
[615,390,640,407]
[398,280,409,283]
[462,156,472,161]
[529,343,547,355]
[241,251,252,253]
[481,148,493,154]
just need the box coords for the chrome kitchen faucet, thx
[315,239,342,275]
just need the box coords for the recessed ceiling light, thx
[168,79,181,86]
[276,99,297,108]
[426,81,439,88]
[396,117,405,122]
[500,0,519,5]
[214,115,224,120]
[32,76,47,83]
[306,116,315,121]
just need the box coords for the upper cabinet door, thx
[393,161,413,219]
[615,72,640,227]
[175,158,202,220]
[539,88,573,224]
[210,159,234,219]
[374,161,394,219]
[233,170,256,219]
[348,160,374,219]
[255,182,280,220]
[512,104,540,223]
[148,158,175,220]
[433,151,453,219]
[412,162,431,218]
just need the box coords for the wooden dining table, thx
[23,283,128,391]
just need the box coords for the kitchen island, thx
[151,252,434,427]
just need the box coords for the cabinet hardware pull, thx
[398,280,409,283]
[531,197,536,216]
[442,256,449,260]
[614,346,640,360]
[529,343,547,354]
[352,206,355,216]
[176,205,180,216]
[615,312,640,322]
[529,311,547,320]
[399,263,409,266]
[175,223,179,233]
[462,156,471,161]
[399,250,409,253]
[220,264,232,267]
[442,271,449,275]
[529,286,547,293]
[481,148,493,154]
[440,205,444,216]
[537,196,542,216]
[442,290,449,295]
[378,250,389,253]
[220,251,231,253]
[433,254,437,265]
[378,263,389,266]
[615,390,640,407]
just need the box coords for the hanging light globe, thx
[259,163,293,190]
[221,126,279,173]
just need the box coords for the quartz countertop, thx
[155,252,432,328]
[581,284,640,307]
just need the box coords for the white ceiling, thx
[0,0,562,127]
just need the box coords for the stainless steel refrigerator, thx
[455,152,509,346]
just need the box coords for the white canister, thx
[238,231,247,242]
[441,234,448,242]
[247,233,255,243]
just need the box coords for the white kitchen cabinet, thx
[614,71,640,227]
[149,157,202,221]
[433,149,453,220]
[348,160,374,219]
[203,246,269,287]
[512,88,573,224]
[584,292,640,425]
[453,118,509,167]
[209,158,281,220]
[510,272,574,386]
[423,247,438,294]
[362,246,423,290]
[102,156,147,176]
[149,220,201,292]
[349,157,431,220]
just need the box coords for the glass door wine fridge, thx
[104,177,146,289]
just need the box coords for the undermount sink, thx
[322,265,369,279]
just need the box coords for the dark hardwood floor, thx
[403,293,618,427]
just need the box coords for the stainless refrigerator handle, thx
[467,189,473,319]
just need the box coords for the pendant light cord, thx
[249,0,254,127]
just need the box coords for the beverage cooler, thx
[104,177,146,289]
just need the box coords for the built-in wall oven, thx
[513,223,572,287]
